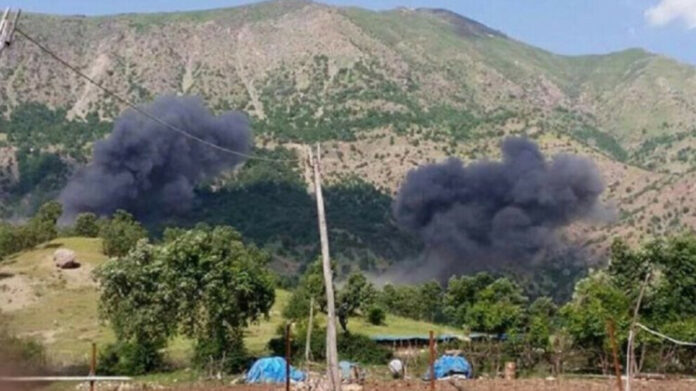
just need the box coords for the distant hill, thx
[1,0,696,279]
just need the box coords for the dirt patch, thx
[0,274,36,312]
[17,328,60,345]
[152,378,696,391]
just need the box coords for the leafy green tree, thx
[96,226,275,373]
[283,260,328,322]
[0,223,22,258]
[463,278,528,334]
[444,272,496,326]
[73,212,100,237]
[608,235,696,372]
[336,272,376,332]
[100,210,147,257]
[26,201,62,245]
[377,280,445,322]
[526,297,558,352]
[95,240,174,374]
[0,201,61,258]
[164,226,275,371]
[515,297,558,369]
[419,280,444,322]
[377,283,421,320]
[560,271,630,372]
[285,264,377,332]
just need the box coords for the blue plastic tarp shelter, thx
[246,357,306,383]
[339,361,354,380]
[422,355,472,380]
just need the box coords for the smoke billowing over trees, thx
[59,96,252,222]
[393,137,609,280]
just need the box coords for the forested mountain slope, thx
[1,0,696,282]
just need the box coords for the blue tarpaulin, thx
[339,361,354,380]
[423,355,472,380]
[246,357,306,383]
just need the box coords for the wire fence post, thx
[607,319,624,391]
[285,323,291,391]
[626,272,651,391]
[89,342,96,391]
[429,330,435,391]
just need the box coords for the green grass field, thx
[1,237,460,369]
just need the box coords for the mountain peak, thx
[416,8,506,38]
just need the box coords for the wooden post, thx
[7,8,19,45]
[0,7,9,54]
[0,8,19,51]
[429,330,435,391]
[308,144,341,391]
[607,319,624,391]
[0,8,9,38]
[89,342,96,391]
[504,362,516,380]
[305,297,314,364]
[625,272,650,391]
[285,324,292,391]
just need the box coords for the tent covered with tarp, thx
[246,357,306,383]
[422,355,472,380]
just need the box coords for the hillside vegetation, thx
[1,0,696,275]
[0,237,456,367]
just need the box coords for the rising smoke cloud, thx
[392,137,608,281]
[59,95,251,222]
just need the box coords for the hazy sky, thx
[3,0,695,65]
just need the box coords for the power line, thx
[636,323,696,347]
[13,27,298,164]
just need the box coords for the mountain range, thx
[1,0,696,287]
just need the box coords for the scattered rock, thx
[53,248,81,269]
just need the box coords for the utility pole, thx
[307,143,341,391]
[0,8,20,55]
[625,271,651,391]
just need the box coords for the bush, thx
[367,306,386,325]
[192,328,250,374]
[269,328,391,364]
[98,341,165,376]
[337,333,392,364]
[100,210,147,257]
[74,212,100,237]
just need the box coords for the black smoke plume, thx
[392,137,607,281]
[59,96,251,222]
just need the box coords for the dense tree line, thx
[0,205,146,261]
[0,201,62,258]
[281,234,696,376]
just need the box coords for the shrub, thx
[100,210,147,257]
[367,306,386,325]
[74,212,100,237]
[98,341,165,376]
[269,328,391,364]
[192,328,250,374]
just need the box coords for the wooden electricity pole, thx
[308,143,341,391]
[625,272,651,391]
[0,8,20,55]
